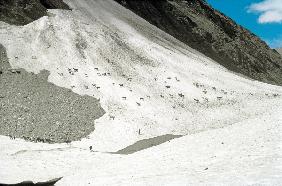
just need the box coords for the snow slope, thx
[0,0,282,185]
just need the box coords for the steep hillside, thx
[115,0,282,86]
[0,0,282,185]
[1,0,281,147]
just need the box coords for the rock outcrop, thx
[0,0,70,25]
[115,0,282,86]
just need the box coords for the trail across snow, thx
[0,0,282,185]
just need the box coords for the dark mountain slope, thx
[115,0,282,86]
[0,0,70,25]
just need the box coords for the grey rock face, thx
[0,44,105,143]
[0,0,70,25]
[115,0,282,86]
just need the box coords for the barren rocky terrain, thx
[0,44,105,143]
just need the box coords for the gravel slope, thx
[0,44,105,143]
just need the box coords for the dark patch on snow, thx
[0,177,62,186]
[113,134,182,155]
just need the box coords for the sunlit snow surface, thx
[0,0,282,185]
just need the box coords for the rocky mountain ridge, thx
[115,0,282,86]
[0,0,70,25]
